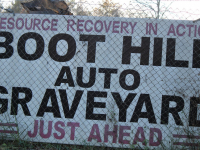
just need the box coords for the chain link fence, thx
[0,0,200,149]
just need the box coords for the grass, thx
[0,140,139,150]
[0,139,200,150]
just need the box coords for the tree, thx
[0,0,3,12]
[126,5,150,19]
[10,0,22,13]
[0,0,16,14]
[67,0,92,16]
[129,0,172,19]
[10,0,28,13]
[93,0,123,17]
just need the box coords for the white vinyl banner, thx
[0,13,200,148]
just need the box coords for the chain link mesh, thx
[0,0,200,149]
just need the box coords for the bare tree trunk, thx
[134,0,171,19]
[157,0,160,19]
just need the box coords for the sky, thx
[72,0,200,20]
[87,0,200,20]
[1,0,14,7]
[1,0,200,20]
